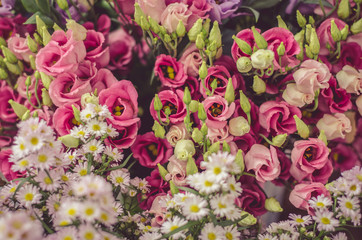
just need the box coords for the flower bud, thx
[296,10,307,28]
[176,20,186,37]
[0,37,6,47]
[140,16,150,31]
[153,94,163,111]
[36,15,46,36]
[251,49,274,69]
[236,57,252,73]
[277,42,285,56]
[169,180,179,195]
[337,0,350,19]
[305,45,314,59]
[33,33,42,45]
[41,26,51,45]
[199,61,208,80]
[183,87,191,105]
[202,18,211,34]
[209,141,220,153]
[235,149,245,173]
[232,35,252,55]
[58,134,80,148]
[39,72,52,89]
[1,46,17,64]
[252,75,266,94]
[0,68,8,79]
[294,29,305,45]
[294,115,309,139]
[8,99,28,119]
[200,123,208,136]
[318,130,328,146]
[152,121,165,139]
[189,100,198,113]
[186,157,198,175]
[72,104,81,123]
[305,24,312,44]
[239,90,251,114]
[81,93,98,107]
[340,25,349,41]
[163,34,171,43]
[56,0,69,10]
[229,116,250,137]
[29,55,36,70]
[225,78,235,104]
[134,3,145,26]
[310,28,320,55]
[192,128,203,143]
[174,139,195,161]
[251,26,268,49]
[309,16,315,25]
[351,18,362,34]
[148,17,160,34]
[271,133,287,147]
[209,21,222,48]
[21,110,30,121]
[4,59,21,75]
[198,103,207,121]
[222,141,230,153]
[195,33,205,50]
[330,20,341,42]
[239,211,257,226]
[265,197,283,212]
[188,19,203,42]
[157,163,168,181]
[277,15,288,29]
[53,23,62,31]
[41,88,52,107]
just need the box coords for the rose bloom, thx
[259,100,301,135]
[290,138,330,182]
[141,169,169,209]
[244,144,281,183]
[282,83,314,107]
[316,18,347,56]
[289,182,330,214]
[0,81,23,123]
[316,113,352,140]
[83,30,110,68]
[165,123,190,147]
[207,125,233,144]
[161,2,191,33]
[89,68,118,93]
[179,44,202,77]
[165,155,187,186]
[7,35,35,62]
[202,95,235,129]
[131,132,173,168]
[336,65,362,95]
[319,77,352,113]
[0,149,22,181]
[293,60,331,95]
[104,123,139,149]
[149,194,168,227]
[332,42,362,74]
[137,0,166,23]
[272,148,291,186]
[329,143,360,172]
[183,0,212,26]
[154,54,187,88]
[52,103,80,136]
[231,28,258,61]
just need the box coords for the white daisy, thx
[332,232,348,240]
[182,195,209,220]
[12,136,29,158]
[80,106,96,122]
[210,194,236,218]
[187,172,220,194]
[308,194,333,210]
[55,227,78,240]
[73,161,93,177]
[34,170,60,191]
[288,213,312,227]
[314,210,339,232]
[70,125,90,141]
[257,233,278,240]
[224,225,241,240]
[83,139,105,156]
[59,200,80,220]
[104,146,124,162]
[139,232,163,240]
[201,158,228,181]
[109,169,130,192]
[11,156,32,172]
[46,193,61,217]
[345,181,361,196]
[78,223,100,240]
[161,216,188,239]
[105,124,119,138]
[226,206,243,221]
[351,211,361,226]
[29,147,56,170]
[338,196,360,218]
[199,223,225,240]
[86,119,107,137]
[222,177,243,197]
[79,201,101,222]
[16,184,42,208]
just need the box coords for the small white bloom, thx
[78,223,100,240]
[86,119,107,137]
[288,213,312,227]
[187,172,220,194]
[16,184,42,208]
[224,225,241,240]
[79,201,101,222]
[199,223,225,240]
[34,170,60,191]
[181,195,209,220]
[338,195,360,218]
[29,147,56,170]
[104,146,124,162]
[82,139,105,156]
[222,177,243,197]
[210,194,235,218]
[105,124,119,138]
[139,232,163,240]
[308,194,333,210]
[251,49,275,70]
[332,232,348,240]
[109,169,131,192]
[313,210,339,232]
[258,233,278,240]
[161,216,188,239]
[80,106,96,122]
[70,125,90,141]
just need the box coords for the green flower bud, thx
[53,23,62,31]
[199,61,208,80]
[72,104,81,123]
[277,15,288,29]
[174,139,195,161]
[192,128,203,143]
[188,19,203,42]
[209,141,220,153]
[235,149,245,173]
[330,20,341,42]
[229,116,250,137]
[134,3,145,26]
[35,15,46,36]
[202,18,211,34]
[222,141,230,153]
[164,34,171,43]
[251,26,268,49]
[232,35,252,55]
[153,94,163,111]
[148,17,160,34]
[189,100,199,113]
[18,60,24,72]
[225,79,235,105]
[296,10,307,28]
[25,76,32,87]
[309,15,315,25]
[169,180,179,195]
[294,29,305,45]
[252,75,266,95]
[236,57,252,73]
[41,88,52,107]
[56,0,69,10]
[318,130,328,146]
[294,115,309,139]
[337,0,350,19]
[304,45,314,59]
[176,20,186,37]
[183,87,191,105]
[209,21,222,48]
[157,163,169,181]
[21,110,30,121]
[140,16,150,31]
[200,123,208,136]
[58,134,80,148]
[340,25,349,41]
[351,18,362,35]
[310,28,320,55]
[39,72,52,89]
[0,37,6,47]
[277,42,286,56]
[0,68,8,79]
[239,90,251,114]
[198,102,207,121]
[1,46,17,64]
[186,156,198,175]
[152,121,165,139]
[32,111,38,118]
[41,26,51,45]
[27,55,35,71]
[0,56,5,68]
[8,99,28,119]
[239,211,257,226]
[272,133,287,147]
[305,24,312,44]
[33,33,42,45]
[4,59,21,75]
[265,197,283,212]
[195,33,205,50]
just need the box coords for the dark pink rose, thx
[319,77,352,114]
[83,30,110,68]
[231,28,258,61]
[245,144,281,183]
[233,133,257,153]
[53,103,80,136]
[0,16,14,38]
[49,72,92,107]
[182,0,212,26]
[310,160,333,184]
[330,143,360,172]
[0,149,22,181]
[7,35,35,62]
[74,60,98,82]
[137,0,166,23]
[99,80,140,128]
[289,182,330,214]
[83,14,111,37]
[0,121,14,148]
[115,0,135,15]
[35,30,86,77]
[90,68,118,93]
[214,55,246,91]
[150,89,187,124]
[0,81,22,123]
[141,169,169,209]
[353,136,362,160]
[161,2,192,32]
[104,122,139,149]
[290,138,330,182]
[179,44,202,77]
[176,76,200,99]
[332,42,362,74]
[108,28,135,74]
[202,95,235,129]
[259,100,301,135]
[316,18,347,56]
[272,148,292,186]
[154,54,187,88]
[262,27,300,71]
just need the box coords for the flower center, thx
[162,101,178,115]
[190,205,200,213]
[296,218,304,223]
[209,103,223,117]
[321,217,330,225]
[208,233,216,240]
[345,201,353,209]
[209,76,224,87]
[161,65,175,80]
[147,144,158,158]
[303,147,314,161]
[71,118,81,126]
[113,105,125,116]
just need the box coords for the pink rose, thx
[332,42,362,73]
[207,125,233,144]
[182,0,212,26]
[316,113,352,140]
[290,138,330,182]
[7,35,35,62]
[74,60,98,82]
[35,30,86,77]
[289,182,330,214]
[161,3,191,33]
[0,122,15,148]
[310,160,333,184]
[31,106,54,127]
[293,60,331,95]
[149,194,168,227]
[0,149,22,181]
[231,28,258,61]
[262,27,300,71]
[336,65,362,95]
[233,133,256,153]
[245,144,281,183]
[48,72,92,107]
[104,122,139,149]
[150,89,187,124]
[142,169,169,210]
[179,44,202,77]
[202,95,235,129]
[0,81,22,123]
[165,155,187,186]
[90,68,118,93]
[53,103,80,136]
[83,14,111,37]
[115,0,135,15]
[259,100,301,135]
[154,54,187,88]
[316,18,347,56]
[137,0,166,23]
[165,123,190,147]
[132,132,173,168]
[83,30,110,68]
[282,83,314,107]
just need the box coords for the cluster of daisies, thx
[140,152,252,240]
[0,103,152,239]
[257,166,362,240]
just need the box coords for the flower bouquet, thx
[0,0,361,239]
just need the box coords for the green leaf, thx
[21,0,39,13]
[239,6,260,22]
[36,0,50,14]
[217,214,249,227]
[159,221,198,239]
[24,12,54,26]
[248,0,281,10]
[301,0,333,8]
[177,186,201,196]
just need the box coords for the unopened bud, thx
[199,61,208,80]
[53,23,62,31]
[188,19,203,42]
[169,180,179,195]
[189,100,198,113]
[140,16,150,31]
[272,133,287,147]
[0,68,8,79]
[229,116,250,137]
[277,42,285,56]
[29,55,36,70]
[4,59,21,75]
[200,123,208,136]
[58,134,80,148]
[337,0,350,19]
[239,90,251,114]
[239,211,257,226]
[164,34,171,43]
[192,128,203,143]
[198,103,207,121]
[235,150,245,173]
[232,35,252,55]
[134,3,145,26]
[195,33,205,50]
[183,87,191,105]
[251,26,267,49]
[225,78,235,104]
[148,17,160,34]
[294,115,309,139]
[318,130,328,145]
[296,10,307,28]
[8,99,28,119]
[277,15,288,29]
[153,94,163,111]
[305,24,312,44]
[176,20,186,37]
[41,26,51,45]
[330,20,341,42]
[186,157,198,175]
[41,89,52,107]
[209,141,220,153]
[56,0,69,10]
[265,197,283,212]
[340,25,349,40]
[36,15,46,36]
[209,21,222,48]
[253,75,266,94]
[222,141,230,152]
[152,121,165,138]
[294,29,305,45]
[351,18,362,34]
[1,46,17,64]
[236,57,252,73]
[72,105,81,123]
[157,163,168,180]
[21,110,30,121]
[0,37,6,47]
[39,72,52,89]
[310,28,320,55]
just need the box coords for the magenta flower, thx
[154,54,187,88]
[202,95,235,129]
